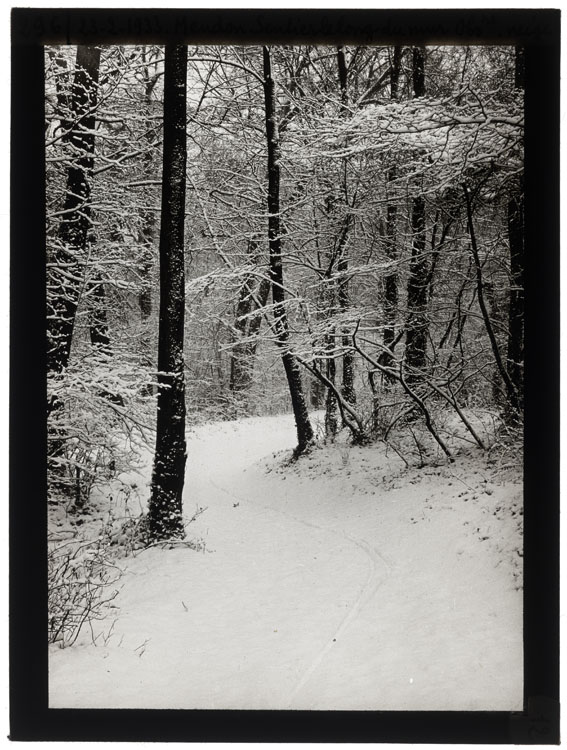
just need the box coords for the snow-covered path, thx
[49,414,523,711]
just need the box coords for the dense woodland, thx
[46,44,524,541]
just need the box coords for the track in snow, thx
[209,472,391,707]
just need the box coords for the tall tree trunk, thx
[47,45,101,379]
[404,46,429,382]
[381,45,402,374]
[262,45,314,455]
[336,45,356,406]
[148,45,188,540]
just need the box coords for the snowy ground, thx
[49,412,523,711]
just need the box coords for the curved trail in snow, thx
[208,473,391,706]
[49,415,524,712]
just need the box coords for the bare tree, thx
[262,45,314,455]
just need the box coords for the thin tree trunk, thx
[148,45,188,540]
[462,183,520,413]
[336,45,356,406]
[323,282,339,440]
[262,45,314,455]
[381,46,402,375]
[47,45,101,379]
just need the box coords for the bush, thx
[47,355,154,510]
[48,537,122,647]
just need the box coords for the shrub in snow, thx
[103,513,152,554]
[47,356,154,511]
[48,538,122,648]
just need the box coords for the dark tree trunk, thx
[323,284,339,440]
[148,45,188,540]
[336,45,356,406]
[412,46,425,98]
[405,195,429,378]
[47,45,101,379]
[381,46,403,375]
[382,205,399,355]
[262,45,314,454]
[390,46,402,99]
[324,341,339,439]
[404,46,429,382]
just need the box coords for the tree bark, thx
[381,46,402,375]
[148,45,188,540]
[262,45,314,454]
[404,46,429,382]
[47,45,101,378]
[412,45,425,98]
[336,45,357,406]
[390,46,402,99]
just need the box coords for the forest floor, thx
[48,412,523,711]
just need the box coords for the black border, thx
[10,8,560,743]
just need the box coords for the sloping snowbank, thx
[49,413,523,711]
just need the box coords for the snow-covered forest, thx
[46,43,524,710]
